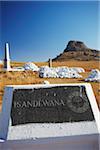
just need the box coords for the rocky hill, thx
[53,41,100,61]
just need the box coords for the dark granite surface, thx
[11,86,94,126]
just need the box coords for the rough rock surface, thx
[24,62,39,71]
[85,69,100,82]
[39,66,82,78]
[53,40,100,61]
[64,41,88,51]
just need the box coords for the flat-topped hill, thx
[53,41,100,61]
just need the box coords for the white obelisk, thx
[4,43,11,71]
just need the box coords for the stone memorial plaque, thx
[11,86,94,126]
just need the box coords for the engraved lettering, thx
[14,99,65,108]
[14,102,21,108]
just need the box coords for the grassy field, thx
[0,60,99,111]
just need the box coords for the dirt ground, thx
[0,60,99,111]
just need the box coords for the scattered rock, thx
[42,80,50,84]
[85,69,100,82]
[24,62,39,71]
[39,66,58,78]
[39,66,82,78]
[69,67,85,73]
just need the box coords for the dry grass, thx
[0,60,99,111]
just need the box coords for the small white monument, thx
[3,43,11,71]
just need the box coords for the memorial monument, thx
[48,58,52,67]
[0,44,99,149]
[0,83,99,142]
[3,43,11,71]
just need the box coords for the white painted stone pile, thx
[85,69,100,82]
[24,62,39,71]
[39,66,58,78]
[39,66,83,78]
[8,62,39,72]
[69,67,85,73]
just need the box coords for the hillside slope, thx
[53,41,100,61]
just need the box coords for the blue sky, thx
[0,1,99,62]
